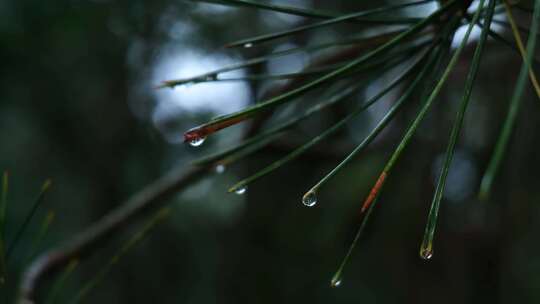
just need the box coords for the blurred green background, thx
[1,0,540,303]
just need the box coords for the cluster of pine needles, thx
[158,0,540,287]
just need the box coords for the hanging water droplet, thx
[302,191,317,207]
[330,275,342,288]
[234,186,247,195]
[243,43,253,48]
[188,137,206,147]
[419,246,433,260]
[215,164,226,174]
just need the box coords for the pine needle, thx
[419,0,495,260]
[6,179,52,261]
[479,0,540,200]
[503,0,540,100]
[70,207,171,304]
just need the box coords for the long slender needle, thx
[24,210,56,265]
[302,45,443,203]
[360,9,483,213]
[228,45,433,193]
[6,179,52,261]
[329,40,449,288]
[70,207,171,304]
[191,0,432,21]
[330,10,479,286]
[503,0,540,100]
[44,259,79,304]
[183,0,459,142]
[223,1,432,48]
[420,0,494,260]
[479,0,540,200]
[196,41,430,168]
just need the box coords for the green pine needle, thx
[419,0,494,261]
[332,4,486,285]
[70,207,171,304]
[194,82,361,168]
[183,0,458,143]
[301,44,443,202]
[192,0,428,34]
[502,0,540,100]
[6,179,52,261]
[228,44,433,193]
[473,17,540,67]
[478,0,540,200]
[24,210,56,265]
[157,29,404,88]
[44,259,79,304]
[359,6,482,214]
[194,40,431,168]
[223,1,431,48]
[328,38,450,286]
[330,196,376,288]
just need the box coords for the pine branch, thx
[17,166,210,302]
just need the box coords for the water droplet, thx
[330,275,342,288]
[243,43,253,48]
[234,186,247,195]
[302,191,317,207]
[419,246,433,260]
[188,137,206,147]
[215,164,226,174]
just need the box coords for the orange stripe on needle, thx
[361,172,387,213]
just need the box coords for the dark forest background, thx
[1,0,540,303]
